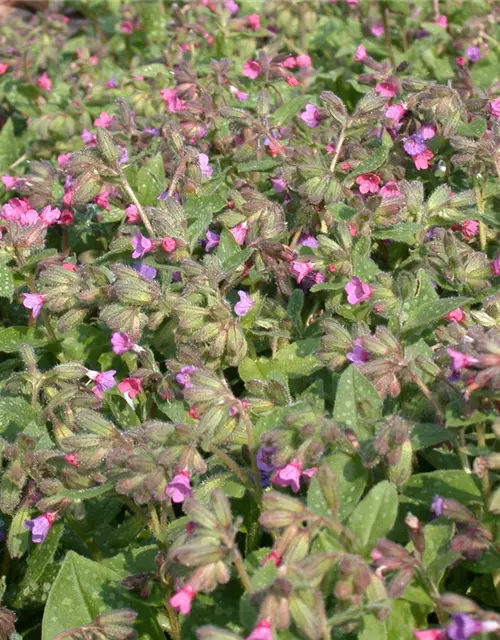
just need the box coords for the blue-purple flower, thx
[176,366,197,389]
[234,291,254,317]
[204,230,220,251]
[403,134,426,156]
[25,513,56,543]
[136,261,157,281]
[131,231,153,259]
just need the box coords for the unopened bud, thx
[96,128,119,165]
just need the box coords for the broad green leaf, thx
[186,194,227,250]
[419,518,458,585]
[307,452,368,521]
[360,614,387,640]
[346,138,392,181]
[216,229,241,266]
[0,264,14,301]
[271,96,311,126]
[42,551,163,640]
[7,503,31,559]
[348,481,399,554]
[0,119,19,172]
[238,339,322,382]
[402,296,471,333]
[410,423,452,450]
[0,394,37,440]
[333,366,382,439]
[456,118,487,137]
[56,481,115,500]
[137,153,165,206]
[287,289,304,329]
[372,223,421,245]
[403,470,482,509]
[0,326,47,352]
[237,158,278,172]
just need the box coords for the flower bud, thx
[75,409,118,438]
[96,128,119,165]
[389,440,413,488]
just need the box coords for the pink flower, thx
[60,209,74,225]
[488,98,500,118]
[282,56,297,69]
[94,111,114,128]
[444,308,466,323]
[160,88,185,113]
[162,237,177,252]
[1,175,17,190]
[81,129,97,146]
[261,550,282,567]
[375,81,397,98]
[420,124,436,140]
[286,76,299,87]
[40,205,61,225]
[198,153,213,178]
[413,630,446,640]
[230,221,248,245]
[234,290,254,317]
[447,348,478,371]
[354,45,368,62]
[0,63,8,75]
[65,453,80,467]
[246,619,274,640]
[62,263,77,272]
[380,181,400,198]
[118,377,142,402]
[165,470,193,503]
[345,276,374,305]
[223,0,239,14]
[169,585,196,615]
[413,149,434,170]
[125,204,140,223]
[435,15,448,28]
[247,13,260,30]
[1,198,31,222]
[37,72,52,92]
[131,231,153,259]
[302,467,318,483]
[22,293,46,319]
[273,459,303,493]
[355,173,381,194]
[491,253,500,275]
[460,219,479,239]
[243,60,261,79]
[120,20,133,34]
[86,369,117,392]
[370,23,385,37]
[57,153,72,167]
[385,103,406,125]
[111,332,135,355]
[25,513,56,543]
[291,260,314,284]
[296,54,312,67]
[235,89,249,101]
[300,103,321,128]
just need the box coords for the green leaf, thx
[346,138,392,181]
[0,393,37,440]
[287,289,304,329]
[238,339,323,382]
[348,481,399,554]
[403,470,482,509]
[456,118,487,137]
[237,158,278,172]
[410,423,452,450]
[185,194,226,251]
[7,503,31,559]
[402,296,471,333]
[0,119,19,172]
[42,551,163,640]
[0,264,14,301]
[137,153,165,206]
[216,229,241,266]
[360,614,387,640]
[333,366,382,439]
[0,326,47,352]
[307,452,368,521]
[56,481,115,500]
[271,96,311,126]
[372,223,421,245]
[420,518,458,585]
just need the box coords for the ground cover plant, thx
[1,0,500,638]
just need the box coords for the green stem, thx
[475,182,487,252]
[409,369,444,423]
[238,402,262,505]
[120,174,155,237]
[329,124,347,174]
[209,445,252,490]
[457,429,472,473]
[232,548,254,594]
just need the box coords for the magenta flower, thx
[435,15,448,28]
[299,233,319,248]
[242,60,261,79]
[176,366,197,389]
[347,338,370,365]
[125,204,139,223]
[345,277,374,305]
[246,619,273,640]
[403,134,426,156]
[420,124,436,140]
[165,470,193,503]
[466,47,481,62]
[370,23,385,37]
[375,81,397,98]
[25,513,56,543]
[131,231,153,259]
[111,332,134,355]
[94,111,114,128]
[162,236,177,253]
[354,45,367,62]
[413,630,446,640]
[355,173,381,195]
[447,348,478,371]
[118,377,142,401]
[379,181,400,198]
[169,585,197,615]
[291,260,314,284]
[230,221,248,245]
[160,88,184,112]
[487,98,500,118]
[447,614,499,640]
[0,63,8,75]
[273,459,303,493]
[444,308,466,323]
[271,177,287,193]
[223,0,239,14]
[385,103,406,125]
[81,129,97,145]
[302,467,318,483]
[198,153,213,178]
[461,220,479,239]
[296,54,312,67]
[491,253,500,275]
[37,72,52,91]
[120,20,133,34]
[247,13,260,30]
[40,205,61,225]
[204,230,220,251]
[282,56,297,69]
[22,293,46,319]
[300,103,321,128]
[57,153,72,167]
[86,369,116,392]
[234,291,254,317]
[1,175,17,190]
[414,149,434,170]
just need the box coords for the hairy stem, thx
[232,548,254,594]
[120,174,155,236]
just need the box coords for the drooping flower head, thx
[165,470,193,503]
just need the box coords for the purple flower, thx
[234,290,254,317]
[347,338,370,365]
[298,234,319,249]
[22,293,46,319]
[447,613,494,640]
[86,369,117,392]
[270,177,287,193]
[345,277,374,305]
[106,77,119,89]
[273,459,303,493]
[165,470,193,504]
[223,0,239,14]
[176,366,197,389]
[204,230,220,251]
[25,513,55,543]
[466,47,481,62]
[300,103,321,128]
[131,231,153,259]
[81,129,97,145]
[230,221,248,245]
[257,446,276,488]
[144,127,160,137]
[198,153,213,178]
[403,134,426,156]
[431,495,445,517]
[111,332,134,355]
[447,348,478,372]
[136,261,157,281]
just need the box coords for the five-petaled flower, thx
[345,277,374,305]
[22,293,46,319]
[165,470,193,503]
[131,231,154,259]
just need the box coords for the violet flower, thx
[131,231,153,259]
[22,293,46,319]
[111,331,134,355]
[403,134,426,157]
[198,153,213,178]
[345,277,374,305]
[300,103,321,128]
[204,230,220,251]
[25,513,56,543]
[86,369,116,392]
[165,471,193,503]
[234,291,254,317]
[256,446,276,488]
[136,261,157,281]
[347,338,370,365]
[176,366,197,389]
[273,459,303,493]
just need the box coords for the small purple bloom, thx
[298,234,319,249]
[431,495,445,517]
[22,293,46,319]
[119,147,129,164]
[111,332,134,355]
[198,153,213,178]
[234,290,254,317]
[447,348,478,372]
[25,513,55,543]
[466,47,481,62]
[300,103,321,128]
[176,365,197,389]
[447,614,484,640]
[144,127,160,136]
[131,231,153,259]
[165,470,193,504]
[204,230,220,251]
[403,134,426,156]
[271,177,287,193]
[106,77,119,89]
[86,369,117,392]
[345,277,374,305]
[136,261,157,281]
[256,446,276,488]
[347,338,370,365]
